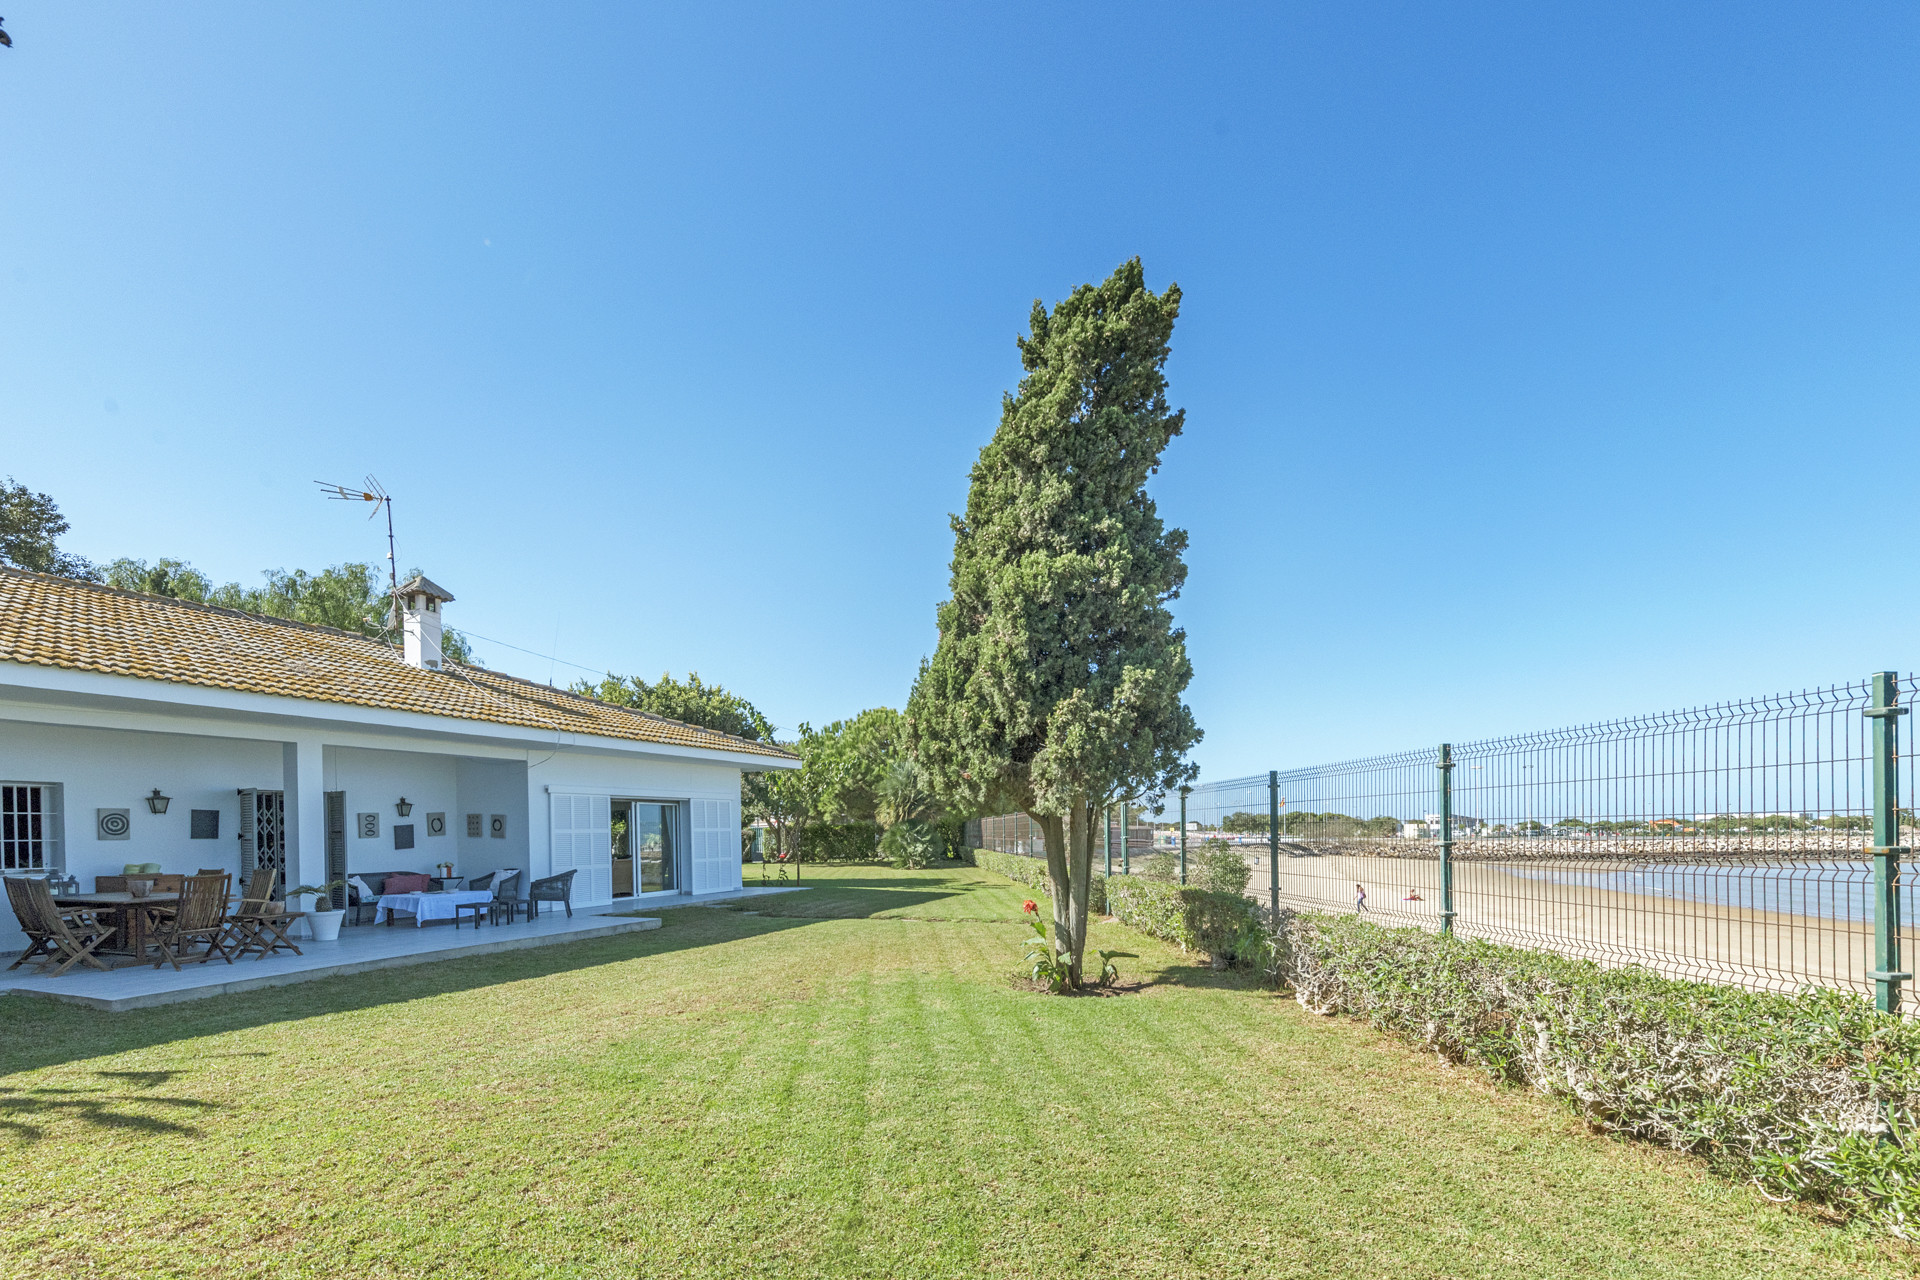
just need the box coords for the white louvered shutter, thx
[549,793,613,905]
[549,793,580,880]
[690,798,737,894]
[583,794,611,904]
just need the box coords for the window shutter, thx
[550,794,581,875]
[549,793,612,905]
[584,795,610,904]
[325,791,347,909]
[691,799,736,894]
[237,788,257,874]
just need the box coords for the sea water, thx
[1504,861,1874,923]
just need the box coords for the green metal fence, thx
[1174,673,1918,1012]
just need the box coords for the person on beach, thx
[1355,884,1369,912]
[1403,890,1423,902]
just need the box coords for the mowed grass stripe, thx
[0,866,1912,1278]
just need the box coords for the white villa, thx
[0,566,799,958]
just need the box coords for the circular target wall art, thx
[97,808,132,839]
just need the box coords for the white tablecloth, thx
[373,890,496,926]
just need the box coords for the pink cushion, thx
[384,873,431,894]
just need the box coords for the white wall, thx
[324,746,461,878]
[454,756,530,885]
[0,720,284,951]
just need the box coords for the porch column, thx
[283,738,326,893]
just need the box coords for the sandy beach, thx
[1231,847,1913,1006]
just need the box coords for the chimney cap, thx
[396,575,456,605]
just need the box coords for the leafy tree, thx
[806,707,908,823]
[255,564,395,635]
[573,671,772,742]
[103,557,214,600]
[1220,810,1267,834]
[744,722,830,862]
[0,477,99,579]
[3,477,481,661]
[100,557,475,664]
[908,259,1201,987]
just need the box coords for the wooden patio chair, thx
[149,873,236,970]
[224,866,305,959]
[4,875,117,976]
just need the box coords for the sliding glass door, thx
[611,800,678,897]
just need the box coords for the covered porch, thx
[0,884,803,1012]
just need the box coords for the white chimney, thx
[396,575,456,670]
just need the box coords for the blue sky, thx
[2,4,1916,780]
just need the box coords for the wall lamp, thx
[395,797,414,817]
[145,788,171,814]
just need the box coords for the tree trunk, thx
[1066,799,1094,983]
[1034,801,1098,988]
[1035,812,1071,985]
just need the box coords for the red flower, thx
[1022,899,1037,915]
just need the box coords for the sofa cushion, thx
[384,872,431,894]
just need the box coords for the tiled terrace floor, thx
[0,885,805,1012]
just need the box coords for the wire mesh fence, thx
[1180,675,1920,1012]
[976,812,1156,869]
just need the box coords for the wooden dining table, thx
[56,892,179,964]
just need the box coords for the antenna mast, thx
[316,476,400,628]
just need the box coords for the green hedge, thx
[1287,913,1920,1237]
[1105,877,1263,968]
[969,848,1107,915]
[798,822,883,863]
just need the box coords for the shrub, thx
[798,822,883,863]
[1285,913,1920,1237]
[881,819,940,869]
[1104,877,1262,969]
[970,848,1107,915]
[1193,839,1251,896]
[1135,841,1251,896]
[1137,851,1179,882]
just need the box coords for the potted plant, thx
[290,880,348,941]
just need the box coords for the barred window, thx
[1,783,61,873]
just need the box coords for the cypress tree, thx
[909,258,1201,986]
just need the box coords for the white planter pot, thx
[307,909,345,942]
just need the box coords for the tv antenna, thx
[316,475,400,614]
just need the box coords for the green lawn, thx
[0,864,1912,1279]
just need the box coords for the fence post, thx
[1120,802,1130,875]
[1438,744,1455,935]
[1103,805,1111,878]
[1179,785,1189,886]
[1868,671,1909,1014]
[1268,770,1280,921]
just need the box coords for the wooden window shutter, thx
[237,788,257,874]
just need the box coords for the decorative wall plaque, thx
[466,813,484,838]
[426,812,446,837]
[394,823,415,851]
[357,812,380,839]
[190,809,220,839]
[489,814,507,839]
[96,808,131,840]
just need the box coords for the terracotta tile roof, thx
[0,567,797,763]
